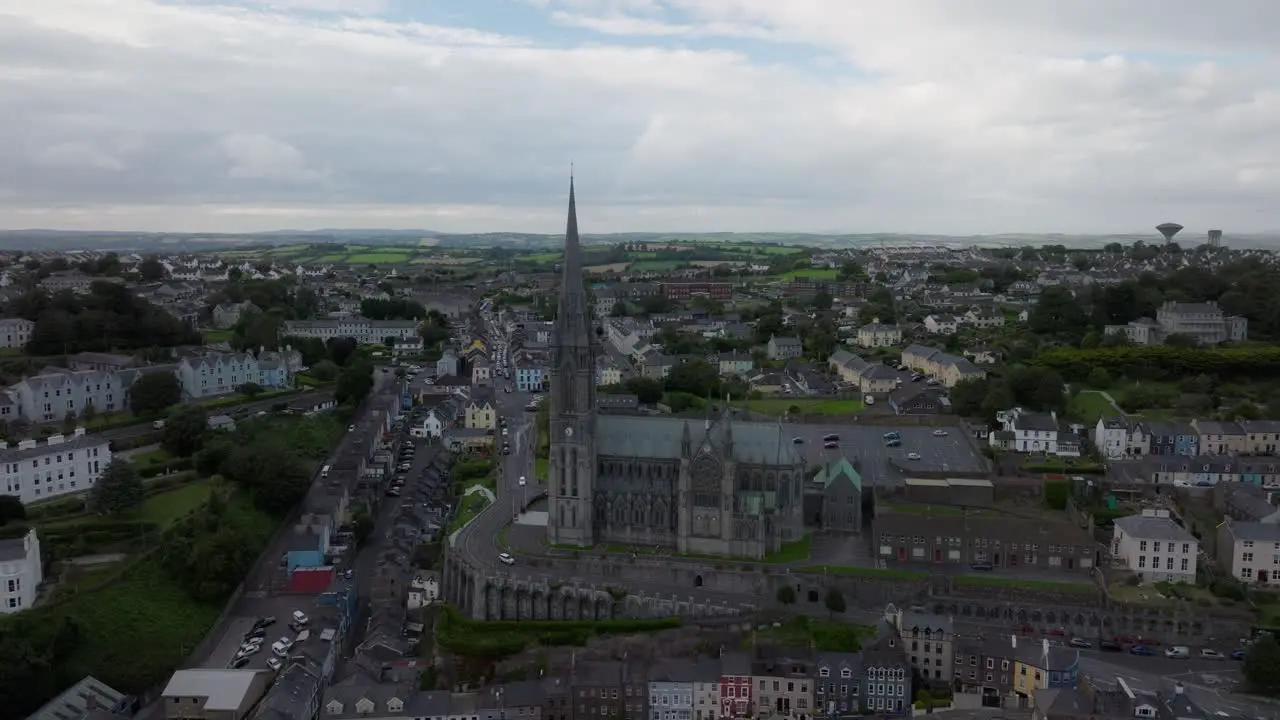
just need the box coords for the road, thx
[101,390,330,443]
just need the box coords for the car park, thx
[1129,645,1153,656]
[266,657,283,671]
[906,452,921,460]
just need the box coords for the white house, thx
[407,574,439,610]
[1217,519,1280,586]
[923,314,959,335]
[1112,512,1198,584]
[0,527,41,614]
[990,408,1080,456]
[0,429,111,504]
[0,317,35,350]
[1095,417,1130,459]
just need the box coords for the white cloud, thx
[0,0,1277,234]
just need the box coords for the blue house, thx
[1142,420,1199,456]
[516,364,547,392]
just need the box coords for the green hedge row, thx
[108,432,163,453]
[1032,345,1280,381]
[137,456,194,479]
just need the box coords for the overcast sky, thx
[0,0,1277,236]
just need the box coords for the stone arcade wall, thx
[442,551,1254,643]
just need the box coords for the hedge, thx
[1032,346,1280,381]
[136,456,194,479]
[435,606,679,659]
[109,432,163,453]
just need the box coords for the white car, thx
[932,429,948,437]
[266,657,283,671]
[907,453,921,460]
[518,476,526,486]
[498,553,516,566]
[1200,648,1225,660]
[292,610,309,626]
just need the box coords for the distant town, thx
[5,221,1280,720]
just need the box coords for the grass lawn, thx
[1069,390,1121,424]
[448,493,491,534]
[764,534,812,563]
[201,328,234,343]
[953,575,1096,595]
[312,253,350,263]
[54,560,222,693]
[783,268,839,280]
[535,457,548,481]
[522,252,563,263]
[137,480,214,525]
[756,617,872,651]
[347,252,412,263]
[741,398,864,416]
[631,260,685,272]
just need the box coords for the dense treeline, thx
[4,283,201,355]
[361,297,425,321]
[1031,346,1280,381]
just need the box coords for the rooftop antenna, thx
[1156,222,1183,244]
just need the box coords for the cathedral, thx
[547,180,807,559]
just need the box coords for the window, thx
[840,669,851,679]
[1140,540,1148,551]
[1182,558,1190,571]
[1245,552,1255,563]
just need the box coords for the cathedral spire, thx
[555,174,591,344]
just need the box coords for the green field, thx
[742,398,864,416]
[137,480,214,525]
[631,260,685,272]
[312,253,349,263]
[783,268,840,280]
[523,252,563,263]
[1068,390,1121,424]
[347,252,412,263]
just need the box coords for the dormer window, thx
[327,701,344,714]
[840,669,852,679]
[819,668,830,677]
[388,698,404,712]
[356,698,375,714]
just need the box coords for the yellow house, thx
[1012,643,1080,702]
[1242,420,1280,455]
[598,366,622,386]
[464,389,497,431]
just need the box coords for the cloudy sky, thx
[0,0,1277,235]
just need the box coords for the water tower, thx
[1207,229,1223,248]
[1156,222,1184,244]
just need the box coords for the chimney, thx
[47,434,64,446]
[74,427,86,438]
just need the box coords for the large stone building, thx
[546,181,806,559]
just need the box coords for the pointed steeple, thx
[556,175,591,344]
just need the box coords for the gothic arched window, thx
[692,454,720,507]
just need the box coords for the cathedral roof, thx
[814,457,862,491]
[596,414,803,466]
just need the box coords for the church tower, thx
[547,177,598,547]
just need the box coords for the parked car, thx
[1129,645,1153,656]
[1200,649,1224,660]
[1100,640,1122,652]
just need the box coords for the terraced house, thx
[177,352,291,399]
[900,345,985,388]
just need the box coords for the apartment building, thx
[766,336,803,361]
[0,527,41,614]
[0,317,34,350]
[888,610,953,684]
[900,345,985,388]
[1216,519,1280,586]
[0,429,111,504]
[1093,417,1149,460]
[1156,301,1247,345]
[1111,513,1198,584]
[177,352,290,399]
[465,388,497,431]
[720,653,754,720]
[874,510,1096,573]
[283,319,420,345]
[855,323,902,349]
[952,635,1018,707]
[751,655,814,720]
[812,653,862,719]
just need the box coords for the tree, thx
[1086,367,1111,389]
[90,461,143,515]
[813,290,833,310]
[824,587,846,617]
[1244,633,1280,696]
[0,494,25,526]
[327,336,359,366]
[353,508,375,547]
[129,371,181,415]
[137,256,166,281]
[665,360,720,398]
[336,360,374,405]
[776,585,796,605]
[623,377,664,405]
[237,382,265,398]
[1028,286,1087,339]
[310,359,340,382]
[163,405,209,457]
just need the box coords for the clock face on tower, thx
[565,427,574,438]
